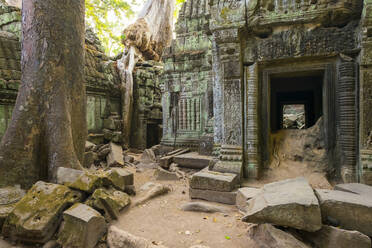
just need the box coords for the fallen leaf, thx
[225,236,231,240]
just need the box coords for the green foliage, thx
[86,0,186,56]
[86,0,139,56]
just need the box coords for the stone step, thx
[173,152,212,169]
[190,170,238,192]
[189,188,237,205]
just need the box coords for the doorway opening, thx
[270,74,323,132]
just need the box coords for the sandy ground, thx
[113,168,255,248]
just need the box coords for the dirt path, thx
[113,168,254,248]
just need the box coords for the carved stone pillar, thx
[337,61,358,183]
[244,63,260,178]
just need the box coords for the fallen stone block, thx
[125,155,135,163]
[173,152,211,169]
[68,171,107,193]
[155,167,179,181]
[236,187,260,212]
[83,151,97,168]
[106,168,134,191]
[86,188,130,221]
[211,161,243,181]
[159,149,190,169]
[134,184,171,206]
[56,167,84,185]
[334,183,372,198]
[107,225,168,248]
[107,142,124,167]
[248,224,310,248]
[181,202,228,213]
[0,186,25,230]
[242,177,322,232]
[315,189,372,236]
[300,225,371,248]
[189,188,236,205]
[190,170,238,192]
[141,149,156,163]
[57,203,106,248]
[2,181,82,243]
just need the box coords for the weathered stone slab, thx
[248,224,310,248]
[211,161,243,177]
[106,168,134,191]
[236,187,260,212]
[141,149,156,163]
[334,183,372,198]
[2,181,82,243]
[0,186,25,230]
[107,225,168,248]
[68,171,107,193]
[300,225,371,248]
[189,188,236,205]
[86,188,130,221]
[190,171,238,192]
[243,177,322,232]
[154,167,179,181]
[315,189,372,236]
[174,152,212,169]
[57,203,106,248]
[56,167,84,185]
[107,142,124,167]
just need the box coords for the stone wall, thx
[0,3,163,149]
[163,0,370,183]
[161,0,213,150]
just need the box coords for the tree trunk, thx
[118,0,175,148]
[0,0,86,188]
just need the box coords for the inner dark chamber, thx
[270,75,323,132]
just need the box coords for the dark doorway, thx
[270,75,323,132]
[146,123,160,148]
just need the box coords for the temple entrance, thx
[270,74,323,132]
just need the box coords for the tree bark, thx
[0,0,86,188]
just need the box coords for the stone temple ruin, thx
[1,0,372,247]
[162,0,372,185]
[0,3,163,151]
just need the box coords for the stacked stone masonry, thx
[162,0,372,184]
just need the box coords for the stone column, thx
[337,61,358,183]
[244,63,260,178]
[359,0,372,185]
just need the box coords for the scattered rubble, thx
[2,181,83,243]
[315,189,372,236]
[0,186,25,230]
[248,224,310,248]
[57,203,106,248]
[242,177,322,232]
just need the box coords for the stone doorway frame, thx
[243,60,339,178]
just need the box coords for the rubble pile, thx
[0,165,135,247]
[239,178,372,248]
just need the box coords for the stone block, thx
[189,188,236,205]
[174,152,211,169]
[68,171,107,193]
[300,225,371,248]
[56,167,84,185]
[243,177,322,232]
[154,167,179,181]
[211,161,243,181]
[107,142,124,167]
[248,224,309,248]
[190,170,238,192]
[83,151,96,168]
[334,183,372,197]
[236,187,260,212]
[57,203,106,248]
[85,188,130,221]
[2,181,83,243]
[0,186,25,230]
[106,168,134,191]
[315,189,372,236]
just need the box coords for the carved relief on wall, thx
[223,79,242,145]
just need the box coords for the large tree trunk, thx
[0,0,86,188]
[118,0,175,148]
